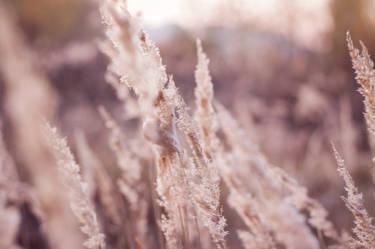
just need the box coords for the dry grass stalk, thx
[99,107,149,245]
[75,131,132,249]
[0,122,46,248]
[0,123,45,248]
[0,2,83,249]
[272,167,340,241]
[99,12,183,248]
[105,70,140,119]
[147,87,196,249]
[345,33,375,248]
[339,95,358,168]
[194,39,219,160]
[220,101,337,234]
[215,103,324,249]
[0,128,21,249]
[193,40,332,249]
[193,42,275,249]
[74,131,96,200]
[75,131,121,226]
[164,78,227,248]
[192,40,231,248]
[346,32,375,188]
[100,0,167,117]
[44,123,106,249]
[332,144,375,249]
[135,237,146,249]
[99,107,142,208]
[346,32,375,145]
[225,173,277,249]
[100,5,190,245]
[99,106,141,206]
[0,124,25,204]
[192,42,320,249]
[100,1,228,248]
[0,197,20,249]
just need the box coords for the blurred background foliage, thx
[6,0,89,45]
[330,0,375,64]
[3,0,375,63]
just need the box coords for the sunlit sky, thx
[127,0,184,26]
[127,0,330,27]
[127,0,332,50]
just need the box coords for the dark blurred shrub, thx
[8,0,83,45]
[330,0,375,65]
